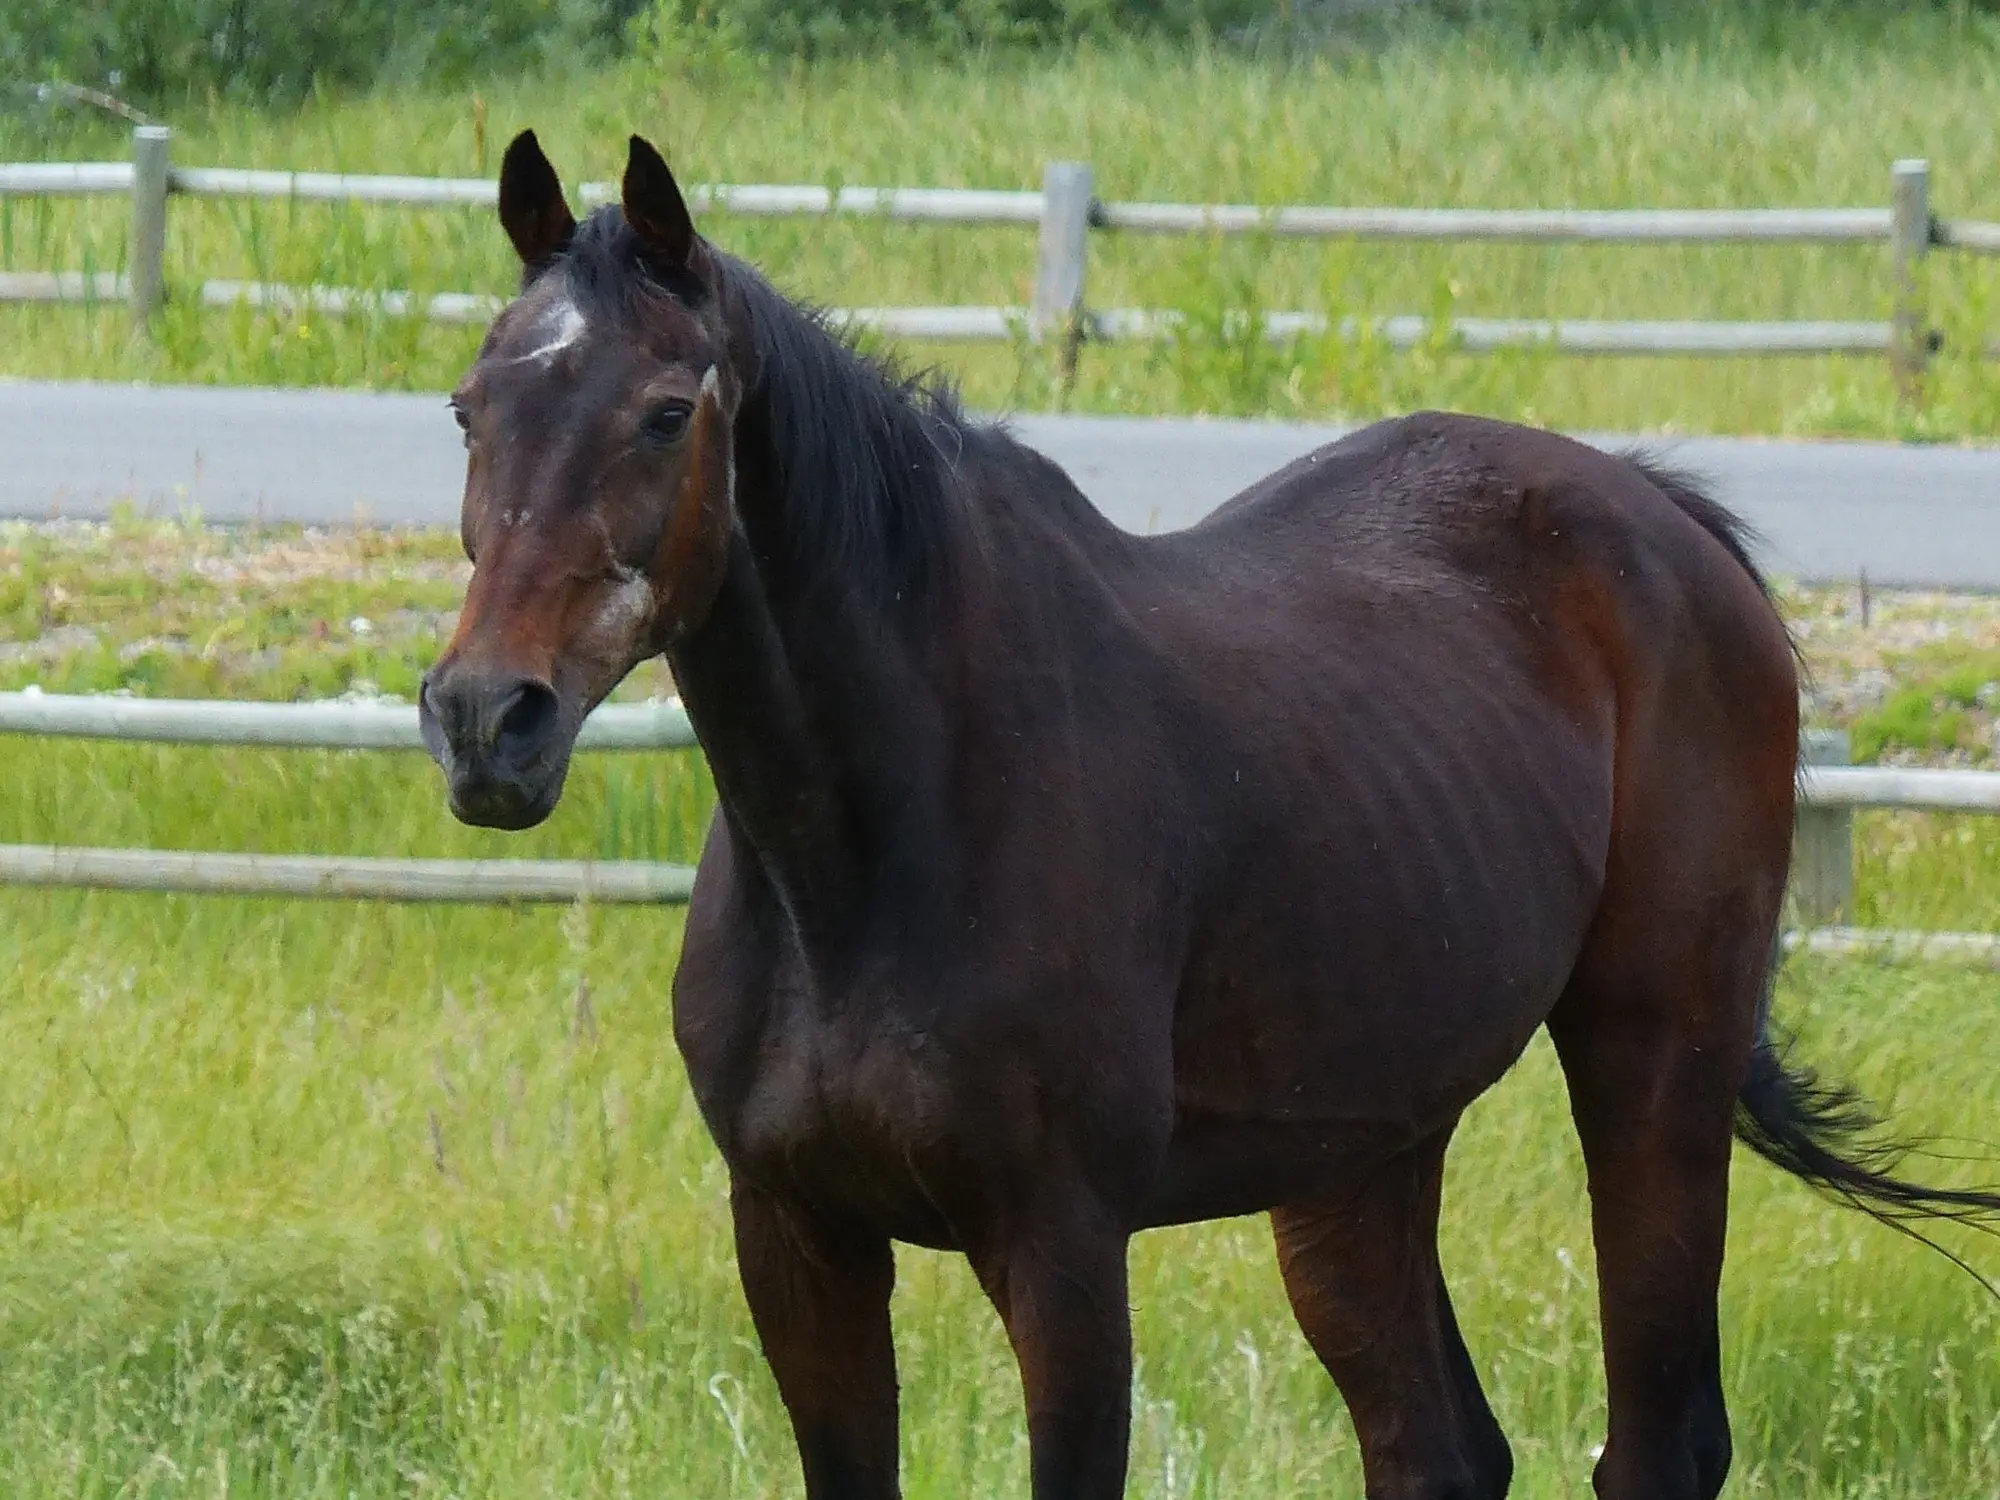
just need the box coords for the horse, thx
[418,130,2000,1500]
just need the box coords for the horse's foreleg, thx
[970,1194,1134,1500]
[1272,1124,1513,1500]
[731,1178,901,1500]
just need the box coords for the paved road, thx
[5,379,1999,588]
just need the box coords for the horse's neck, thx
[667,541,853,934]
[668,448,952,946]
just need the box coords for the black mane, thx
[561,207,985,606]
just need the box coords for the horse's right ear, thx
[498,129,576,276]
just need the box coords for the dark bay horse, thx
[419,130,2000,1500]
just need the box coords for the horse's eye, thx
[639,400,694,449]
[448,398,472,448]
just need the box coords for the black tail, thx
[1736,1031,2000,1243]
[1623,448,2000,1276]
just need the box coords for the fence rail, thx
[0,693,699,903]
[1803,764,2000,813]
[0,691,693,749]
[0,844,693,903]
[1093,203,1904,242]
[1787,928,2000,966]
[4,129,1995,390]
[3,273,1904,354]
[0,695,1989,924]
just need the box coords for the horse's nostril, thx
[495,681,559,756]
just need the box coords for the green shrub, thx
[1,0,650,106]
[625,0,2000,60]
[1439,0,2000,48]
[630,0,1292,58]
[14,0,2000,103]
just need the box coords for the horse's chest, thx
[724,1015,976,1243]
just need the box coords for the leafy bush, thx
[13,0,2000,102]
[631,0,2000,59]
[1,0,651,106]
[632,0,1281,56]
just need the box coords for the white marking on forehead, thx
[507,297,587,367]
[699,364,721,398]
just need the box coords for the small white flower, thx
[349,616,375,636]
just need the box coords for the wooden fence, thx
[0,693,695,905]
[0,696,1991,957]
[4,128,1998,393]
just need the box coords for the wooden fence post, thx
[1792,727,1854,928]
[1891,157,1931,403]
[1033,160,1094,387]
[130,125,171,325]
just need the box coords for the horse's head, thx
[421,129,740,830]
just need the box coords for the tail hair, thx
[1737,1028,2000,1294]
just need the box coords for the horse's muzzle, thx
[419,664,569,830]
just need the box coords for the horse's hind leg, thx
[1547,898,1775,1500]
[1272,1125,1512,1500]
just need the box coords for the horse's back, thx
[1168,409,1794,745]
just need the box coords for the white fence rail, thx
[3,128,1991,391]
[0,845,692,903]
[0,695,1986,924]
[0,693,694,904]
[0,692,693,750]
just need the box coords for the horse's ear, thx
[622,134,696,271]
[498,129,576,274]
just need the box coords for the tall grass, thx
[8,23,2000,435]
[0,733,1997,1496]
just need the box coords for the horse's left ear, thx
[623,134,696,270]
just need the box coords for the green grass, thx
[7,24,2000,1490]
[0,528,1994,1495]
[1849,646,2000,765]
[0,539,1992,1500]
[11,21,2000,435]
[0,733,1998,1496]
[0,516,686,704]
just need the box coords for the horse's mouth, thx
[447,771,564,831]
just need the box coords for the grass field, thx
[7,19,2000,1494]
[1,735,1998,1499]
[9,19,2000,436]
[0,520,1998,1495]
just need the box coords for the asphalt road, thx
[5,379,1999,588]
